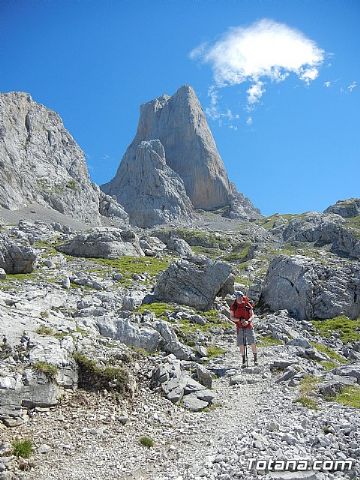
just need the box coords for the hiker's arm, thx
[229,311,237,323]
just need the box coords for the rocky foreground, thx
[0,200,360,479]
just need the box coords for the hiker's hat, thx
[235,290,244,298]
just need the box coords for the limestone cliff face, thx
[112,139,194,228]
[0,92,127,224]
[102,85,260,217]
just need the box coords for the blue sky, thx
[1,0,359,216]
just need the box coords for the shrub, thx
[139,436,154,448]
[36,325,55,336]
[33,361,58,380]
[73,352,129,394]
[12,439,33,458]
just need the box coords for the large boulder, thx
[0,234,37,273]
[324,198,360,218]
[260,255,360,320]
[57,228,144,258]
[153,256,233,310]
[0,92,127,224]
[282,212,360,259]
[97,317,162,352]
[102,85,260,219]
[101,140,194,227]
[153,320,193,360]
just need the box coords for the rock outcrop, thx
[0,233,37,273]
[0,92,127,224]
[260,255,360,320]
[57,228,144,259]
[102,85,260,222]
[324,198,360,218]
[281,213,360,259]
[153,256,233,310]
[104,140,194,228]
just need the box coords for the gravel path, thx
[3,340,359,480]
[3,339,270,480]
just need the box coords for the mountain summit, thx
[102,85,260,225]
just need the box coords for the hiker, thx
[230,291,258,367]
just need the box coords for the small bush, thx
[33,361,58,380]
[139,436,154,448]
[12,439,33,458]
[36,325,55,336]
[73,352,129,393]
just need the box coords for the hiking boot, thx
[253,353,258,366]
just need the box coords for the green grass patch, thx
[255,213,303,230]
[295,396,319,410]
[258,336,283,347]
[191,245,222,258]
[222,242,252,263]
[33,361,58,380]
[136,302,175,318]
[203,402,222,412]
[36,325,69,340]
[334,385,360,408]
[36,325,55,336]
[311,342,347,364]
[3,272,36,282]
[234,275,252,287]
[299,374,320,396]
[207,345,226,358]
[139,436,154,448]
[295,375,321,410]
[89,256,170,287]
[12,439,33,458]
[312,316,360,343]
[320,360,338,371]
[73,352,129,393]
[66,179,77,190]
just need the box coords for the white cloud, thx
[348,81,357,93]
[206,85,240,122]
[190,18,325,110]
[247,81,265,104]
[246,116,253,125]
[324,81,331,88]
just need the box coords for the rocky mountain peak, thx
[102,85,260,223]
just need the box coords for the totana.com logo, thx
[248,458,353,472]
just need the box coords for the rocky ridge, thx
[0,92,127,226]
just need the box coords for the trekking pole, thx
[243,328,248,368]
